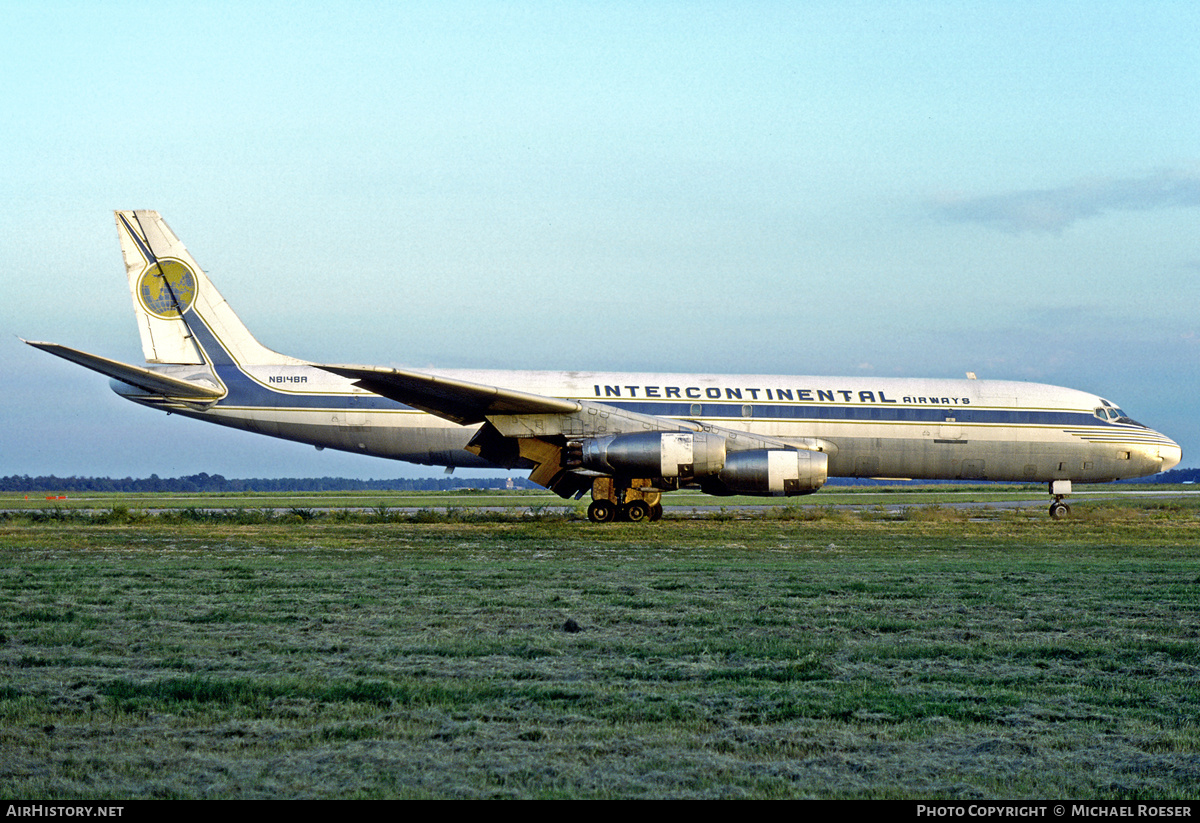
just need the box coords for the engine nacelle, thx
[702,449,828,496]
[577,431,727,479]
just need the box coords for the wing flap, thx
[23,340,225,400]
[321,364,580,425]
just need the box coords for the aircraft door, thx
[333,394,372,450]
[939,412,961,440]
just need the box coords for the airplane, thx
[24,210,1181,523]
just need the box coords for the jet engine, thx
[701,449,828,496]
[570,431,727,479]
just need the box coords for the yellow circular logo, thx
[137,260,197,319]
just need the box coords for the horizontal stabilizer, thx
[23,340,225,400]
[321,364,580,425]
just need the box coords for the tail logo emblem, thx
[137,260,197,319]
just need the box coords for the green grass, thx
[5,482,1194,514]
[1,496,1198,798]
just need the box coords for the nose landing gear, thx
[1048,479,1072,519]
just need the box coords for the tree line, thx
[1,468,1192,494]
[0,473,539,493]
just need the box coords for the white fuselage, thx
[115,363,1181,484]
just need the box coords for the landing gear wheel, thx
[1049,501,1071,520]
[588,500,616,523]
[649,503,663,522]
[624,500,651,523]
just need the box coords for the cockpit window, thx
[1095,401,1143,427]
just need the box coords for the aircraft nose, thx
[1159,439,1182,472]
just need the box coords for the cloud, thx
[928,169,1200,234]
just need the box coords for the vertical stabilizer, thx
[116,210,300,366]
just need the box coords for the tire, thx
[624,500,650,523]
[588,500,616,523]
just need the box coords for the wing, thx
[321,362,833,500]
[23,340,225,401]
[320,364,580,425]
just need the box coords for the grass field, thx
[5,483,1194,514]
[1,493,1198,799]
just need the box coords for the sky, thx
[3,0,1198,481]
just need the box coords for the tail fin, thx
[116,210,300,366]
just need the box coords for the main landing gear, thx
[1048,479,1072,520]
[587,477,664,523]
